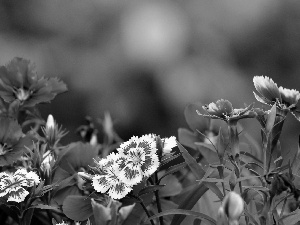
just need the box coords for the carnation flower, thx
[0,57,67,108]
[117,136,159,185]
[253,76,300,120]
[0,117,34,166]
[0,169,40,203]
[92,153,132,199]
[198,99,256,123]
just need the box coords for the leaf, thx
[158,162,187,182]
[178,128,199,150]
[150,209,216,225]
[196,144,219,165]
[177,141,205,179]
[177,141,223,200]
[159,174,182,197]
[171,183,208,225]
[280,208,300,224]
[91,199,111,225]
[138,185,166,197]
[184,103,210,132]
[63,196,93,221]
[23,208,34,225]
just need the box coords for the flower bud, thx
[221,191,244,224]
[46,114,55,130]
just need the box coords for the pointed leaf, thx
[171,183,208,225]
[176,141,205,179]
[138,185,166,197]
[159,162,187,183]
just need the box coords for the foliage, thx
[0,57,300,225]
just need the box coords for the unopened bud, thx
[221,191,244,224]
[46,114,55,130]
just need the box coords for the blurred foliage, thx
[0,0,300,149]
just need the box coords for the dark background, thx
[1,0,300,151]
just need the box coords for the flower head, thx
[92,153,133,199]
[0,57,67,108]
[117,136,159,185]
[253,76,300,120]
[199,99,256,123]
[0,169,40,203]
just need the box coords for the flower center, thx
[128,148,145,165]
[15,88,31,101]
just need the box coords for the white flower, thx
[92,153,132,199]
[117,136,159,185]
[162,136,177,155]
[0,169,40,203]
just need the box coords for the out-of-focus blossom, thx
[218,191,244,225]
[0,169,40,203]
[0,57,67,108]
[253,76,300,120]
[92,153,132,199]
[0,117,34,166]
[117,136,159,185]
[199,99,256,123]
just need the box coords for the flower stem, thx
[139,199,155,225]
[154,172,164,225]
[130,194,155,225]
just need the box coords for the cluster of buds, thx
[217,191,244,225]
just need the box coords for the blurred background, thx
[1,0,300,150]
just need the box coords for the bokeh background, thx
[1,0,300,150]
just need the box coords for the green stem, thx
[139,199,155,225]
[154,172,164,225]
[130,194,155,225]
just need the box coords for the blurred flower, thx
[0,169,40,203]
[218,191,244,225]
[92,153,132,199]
[0,117,34,166]
[0,57,67,108]
[199,99,256,123]
[253,76,300,120]
[117,136,159,185]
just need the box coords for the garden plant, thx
[0,57,300,225]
